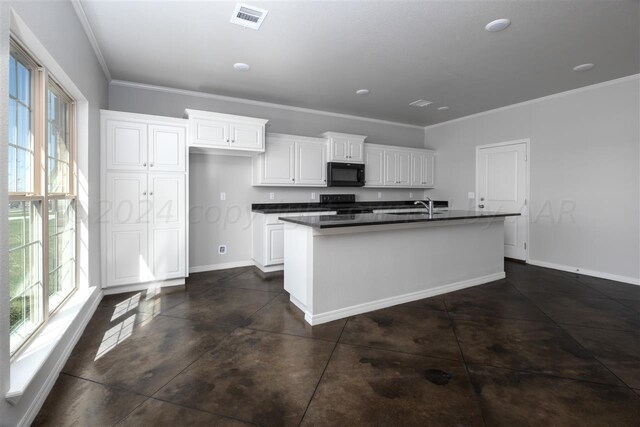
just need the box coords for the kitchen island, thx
[280,210,520,325]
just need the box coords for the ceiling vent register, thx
[409,99,432,108]
[230,3,268,30]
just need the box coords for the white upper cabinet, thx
[253,134,327,187]
[103,111,187,173]
[322,132,366,163]
[411,151,435,187]
[185,109,268,153]
[295,140,327,185]
[105,120,148,171]
[384,149,410,186]
[364,145,385,187]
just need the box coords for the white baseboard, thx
[304,272,505,325]
[102,278,185,295]
[17,287,103,427]
[527,259,639,286]
[254,262,284,273]
[189,260,254,274]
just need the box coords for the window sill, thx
[5,286,101,405]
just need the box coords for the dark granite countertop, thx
[278,210,521,229]
[252,200,447,214]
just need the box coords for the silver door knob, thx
[479,204,485,208]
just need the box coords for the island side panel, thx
[309,219,505,324]
[283,223,314,312]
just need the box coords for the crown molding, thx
[109,80,425,130]
[424,73,640,131]
[70,0,111,82]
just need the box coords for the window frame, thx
[8,36,78,358]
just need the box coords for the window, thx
[8,38,77,356]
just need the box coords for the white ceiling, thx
[80,0,639,126]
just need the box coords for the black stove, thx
[320,194,373,214]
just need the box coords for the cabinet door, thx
[423,152,435,187]
[365,147,384,187]
[230,122,263,150]
[411,153,425,187]
[295,141,326,185]
[105,120,148,171]
[192,118,229,147]
[148,173,185,280]
[330,136,349,162]
[384,151,398,185]
[105,173,149,286]
[149,124,186,172]
[266,224,285,265]
[397,151,411,186]
[347,140,364,162]
[262,140,295,184]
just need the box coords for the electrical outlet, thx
[269,192,275,200]
[409,192,413,198]
[468,192,475,200]
[218,245,227,255]
[377,192,382,199]
[220,192,226,201]
[311,192,316,200]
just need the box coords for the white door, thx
[295,141,326,185]
[411,153,425,187]
[105,120,148,171]
[149,124,186,172]
[365,147,384,187]
[266,224,285,265]
[148,173,185,280]
[230,122,263,150]
[330,136,349,162]
[477,141,528,260]
[105,173,149,286]
[384,151,398,185]
[347,140,364,162]
[397,151,411,186]
[262,140,295,184]
[192,119,229,147]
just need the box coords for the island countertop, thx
[279,210,520,229]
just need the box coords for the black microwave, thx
[327,162,365,187]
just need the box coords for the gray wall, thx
[424,76,640,282]
[109,84,429,269]
[0,1,108,425]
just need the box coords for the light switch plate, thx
[220,192,226,201]
[409,192,413,198]
[468,192,475,199]
[311,192,315,200]
[377,192,382,199]
[269,192,275,200]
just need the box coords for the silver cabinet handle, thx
[478,204,485,208]
[150,192,154,196]
[226,139,229,142]
[143,162,147,167]
[150,163,154,167]
[142,191,147,195]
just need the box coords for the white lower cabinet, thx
[102,110,188,291]
[253,134,327,186]
[252,211,336,270]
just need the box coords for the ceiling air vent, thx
[409,99,432,108]
[230,3,268,30]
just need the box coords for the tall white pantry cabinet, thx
[101,110,188,292]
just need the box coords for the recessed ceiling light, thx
[573,63,595,72]
[437,106,449,111]
[485,18,511,32]
[233,62,251,71]
[356,89,370,96]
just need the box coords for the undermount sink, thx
[388,211,443,216]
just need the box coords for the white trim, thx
[188,260,255,274]
[528,259,639,286]
[110,80,425,130]
[253,262,284,273]
[475,139,530,262]
[424,74,640,130]
[303,272,505,325]
[69,0,111,82]
[101,279,185,296]
[100,108,188,126]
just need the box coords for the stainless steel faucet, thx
[414,198,434,215]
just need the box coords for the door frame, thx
[475,139,531,262]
